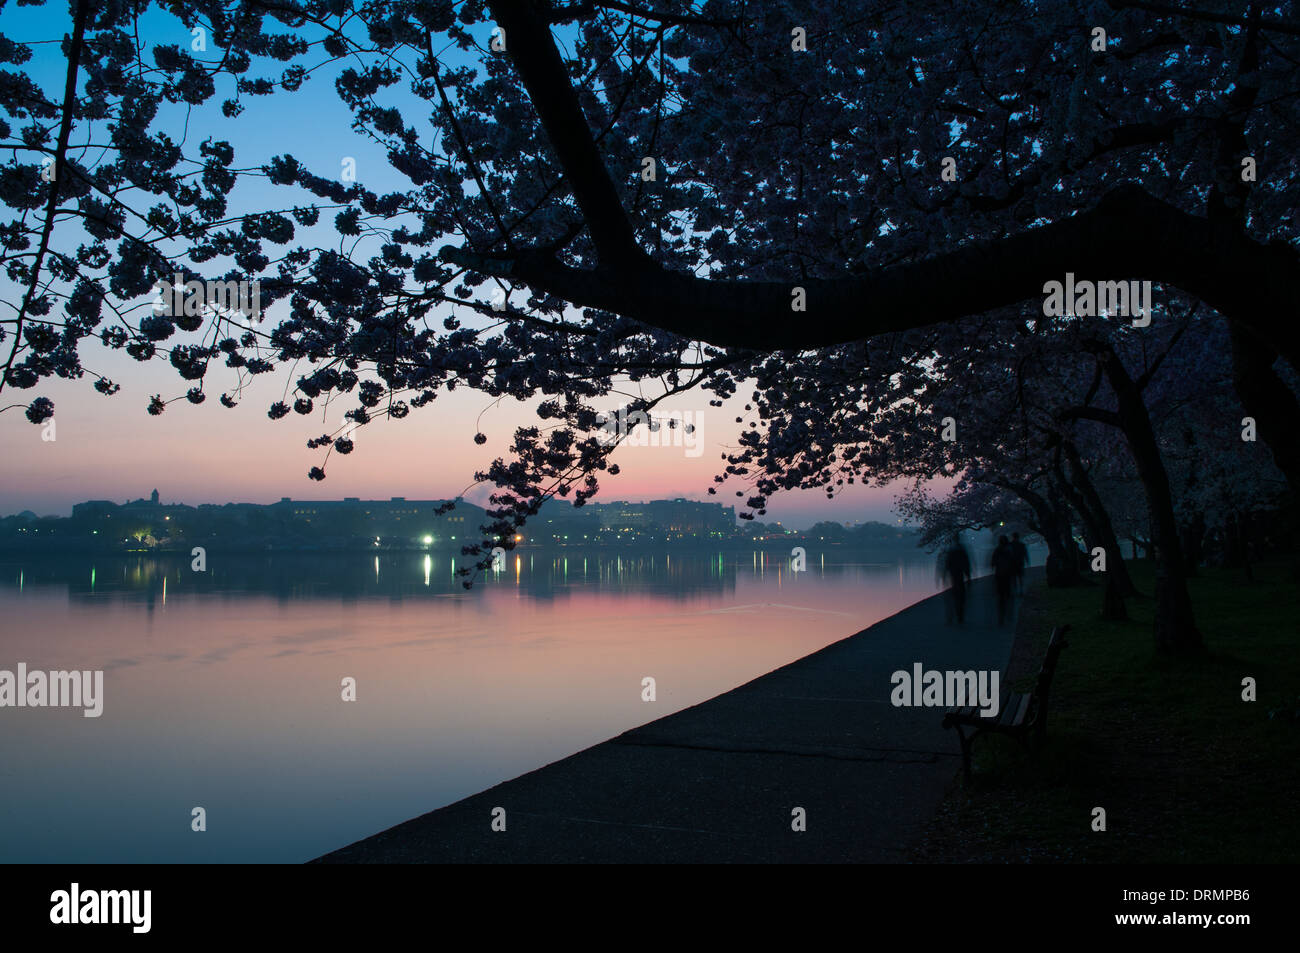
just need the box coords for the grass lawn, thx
[910,558,1300,862]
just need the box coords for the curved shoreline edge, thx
[312,579,1019,863]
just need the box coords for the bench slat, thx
[940,624,1072,783]
[994,693,1022,726]
[1006,692,1033,728]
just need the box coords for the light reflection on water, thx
[0,549,939,862]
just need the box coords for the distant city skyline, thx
[2,491,925,560]
[0,491,915,535]
[0,487,911,531]
[0,367,917,530]
[3,489,914,531]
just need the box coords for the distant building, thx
[272,497,479,541]
[44,492,750,549]
[534,499,601,540]
[587,498,735,535]
[72,500,117,519]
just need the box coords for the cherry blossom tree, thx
[4,0,1299,651]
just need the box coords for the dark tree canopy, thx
[2,0,1297,632]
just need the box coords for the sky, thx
[0,5,915,529]
[0,360,911,527]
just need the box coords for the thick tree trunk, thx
[1060,444,1141,598]
[1227,511,1256,583]
[1100,351,1202,653]
[1228,324,1300,502]
[1180,512,1206,578]
[1012,483,1080,588]
[1101,573,1129,620]
[1053,468,1128,620]
[1127,535,1154,561]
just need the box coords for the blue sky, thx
[0,3,914,528]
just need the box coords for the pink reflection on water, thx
[0,554,937,861]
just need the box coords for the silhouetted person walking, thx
[1011,532,1029,595]
[992,535,1016,625]
[940,537,972,624]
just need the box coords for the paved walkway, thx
[314,577,1021,862]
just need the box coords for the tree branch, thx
[3,0,90,391]
[1058,405,1123,428]
[1135,316,1189,390]
[1107,0,1300,38]
[443,184,1300,365]
[488,0,642,267]
[468,3,1299,372]
[549,1,739,29]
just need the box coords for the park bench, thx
[941,625,1070,782]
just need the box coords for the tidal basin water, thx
[1,548,942,862]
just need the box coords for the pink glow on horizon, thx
[0,366,920,528]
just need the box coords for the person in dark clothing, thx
[940,537,972,624]
[992,534,1016,625]
[1010,532,1029,595]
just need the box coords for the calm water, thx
[0,548,942,862]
